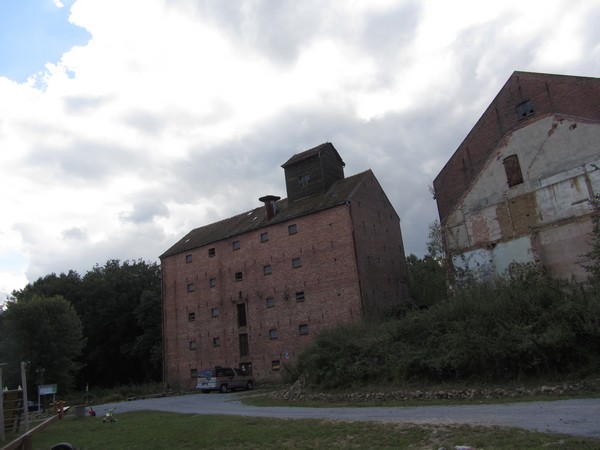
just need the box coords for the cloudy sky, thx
[1,0,599,302]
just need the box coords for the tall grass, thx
[289,264,600,388]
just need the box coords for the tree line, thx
[0,260,161,393]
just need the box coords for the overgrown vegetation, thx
[406,220,447,308]
[287,263,600,389]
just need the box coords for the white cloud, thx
[0,0,599,295]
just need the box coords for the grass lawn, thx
[30,411,600,450]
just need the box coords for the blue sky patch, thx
[0,0,90,82]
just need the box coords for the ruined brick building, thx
[433,72,600,282]
[160,143,410,388]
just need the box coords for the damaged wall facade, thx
[434,72,600,282]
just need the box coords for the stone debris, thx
[269,377,600,403]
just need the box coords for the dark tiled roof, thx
[281,142,345,168]
[160,170,372,259]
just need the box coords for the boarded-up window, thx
[503,155,524,187]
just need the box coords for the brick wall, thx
[348,171,410,318]
[162,205,364,389]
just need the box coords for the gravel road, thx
[96,391,600,438]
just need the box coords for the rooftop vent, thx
[259,195,281,221]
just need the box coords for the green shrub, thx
[290,264,600,388]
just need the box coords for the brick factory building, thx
[160,143,410,388]
[433,72,600,283]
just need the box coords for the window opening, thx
[208,248,216,257]
[237,303,247,327]
[295,291,305,302]
[233,241,241,250]
[503,154,524,187]
[299,324,309,335]
[263,264,272,275]
[516,100,534,119]
[186,254,192,263]
[299,174,311,187]
[288,224,298,235]
[260,232,269,242]
[266,297,275,308]
[292,257,302,268]
[188,312,195,322]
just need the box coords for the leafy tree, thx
[405,220,448,308]
[14,271,82,304]
[426,219,445,263]
[406,254,447,308]
[0,295,84,392]
[77,260,162,387]
[11,259,162,388]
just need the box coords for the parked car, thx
[196,367,254,393]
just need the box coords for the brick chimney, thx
[259,195,281,221]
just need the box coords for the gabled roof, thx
[433,71,600,224]
[160,170,372,259]
[281,142,345,168]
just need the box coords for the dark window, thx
[299,324,309,335]
[266,297,275,308]
[503,155,524,187]
[233,240,240,250]
[237,303,247,327]
[235,271,243,281]
[260,232,269,242]
[271,360,281,371]
[516,100,534,119]
[269,328,278,339]
[211,308,219,318]
[187,283,194,293]
[239,333,249,357]
[263,264,272,275]
[213,337,220,347]
[210,277,216,288]
[299,174,310,187]
[191,368,198,378]
[189,340,197,350]
[295,291,305,302]
[208,248,216,257]
[188,312,195,322]
[186,254,192,263]
[288,223,298,234]
[292,257,302,268]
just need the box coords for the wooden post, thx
[20,362,29,432]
